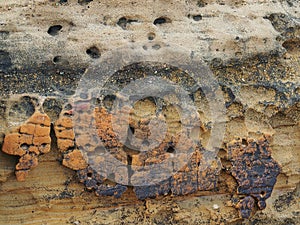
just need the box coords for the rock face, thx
[0,0,299,224]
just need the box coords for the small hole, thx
[129,126,135,135]
[117,17,127,29]
[152,44,161,50]
[148,32,156,41]
[21,144,29,150]
[242,139,248,146]
[47,25,62,36]
[166,146,175,153]
[41,143,47,148]
[53,56,62,64]
[86,46,100,59]
[87,172,93,178]
[153,17,171,25]
[235,36,240,40]
[78,0,93,5]
[192,15,202,21]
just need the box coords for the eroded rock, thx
[2,111,51,181]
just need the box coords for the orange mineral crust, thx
[2,112,51,181]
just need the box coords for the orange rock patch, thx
[2,112,51,181]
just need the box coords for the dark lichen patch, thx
[0,50,12,72]
[0,30,9,39]
[8,96,36,126]
[77,167,127,198]
[134,178,171,200]
[0,65,85,97]
[265,13,294,33]
[227,136,281,217]
[274,188,298,212]
[42,98,63,122]
[236,196,256,219]
[0,100,6,120]
[133,150,221,200]
[282,38,300,52]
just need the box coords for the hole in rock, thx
[153,17,171,25]
[86,46,100,59]
[47,25,62,36]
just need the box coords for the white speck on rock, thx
[213,204,220,210]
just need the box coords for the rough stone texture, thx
[227,136,281,218]
[2,111,51,181]
[0,0,299,224]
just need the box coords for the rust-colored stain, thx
[1,103,282,220]
[54,109,88,170]
[66,105,221,200]
[2,111,51,181]
[2,105,281,218]
[227,136,281,218]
